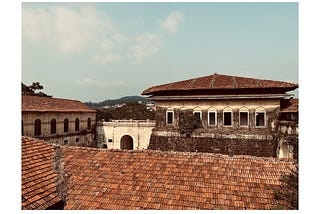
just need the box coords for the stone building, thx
[142,73,298,158]
[22,95,96,146]
[96,119,155,150]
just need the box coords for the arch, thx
[207,107,217,126]
[75,118,80,131]
[255,107,266,127]
[34,119,41,136]
[64,118,69,133]
[120,135,134,150]
[239,107,249,127]
[51,119,56,134]
[223,107,233,127]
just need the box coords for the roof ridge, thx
[209,74,217,88]
[186,78,197,89]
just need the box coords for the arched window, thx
[34,119,41,136]
[51,119,56,134]
[207,107,217,126]
[255,107,266,128]
[75,118,80,131]
[239,107,249,127]
[64,118,69,133]
[87,118,91,130]
[223,107,233,127]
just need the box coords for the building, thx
[22,136,296,210]
[22,95,96,146]
[142,73,298,158]
[96,119,155,149]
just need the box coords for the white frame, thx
[166,110,174,125]
[207,110,217,127]
[239,108,249,127]
[223,108,233,127]
[255,108,266,128]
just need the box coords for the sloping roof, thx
[22,95,96,113]
[62,147,295,210]
[142,73,298,95]
[281,98,299,113]
[21,136,62,210]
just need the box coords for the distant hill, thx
[84,96,148,109]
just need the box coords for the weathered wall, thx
[96,120,155,150]
[148,99,281,157]
[22,112,96,146]
[276,120,299,159]
[148,131,277,157]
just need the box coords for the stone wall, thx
[148,131,277,157]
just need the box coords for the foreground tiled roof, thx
[142,73,298,95]
[22,95,96,113]
[281,98,298,113]
[21,136,62,210]
[62,147,295,210]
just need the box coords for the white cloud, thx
[22,5,114,54]
[128,33,163,62]
[91,53,123,64]
[76,78,126,87]
[160,11,184,35]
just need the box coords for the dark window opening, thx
[240,112,249,126]
[208,112,216,126]
[87,118,91,130]
[64,119,69,132]
[103,144,108,148]
[75,137,79,142]
[167,111,173,125]
[75,118,80,131]
[51,119,56,134]
[64,139,68,145]
[34,119,41,136]
[256,112,266,127]
[223,112,232,126]
[108,139,113,143]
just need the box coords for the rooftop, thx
[22,95,96,113]
[142,73,298,95]
[21,136,296,210]
[281,98,299,113]
[21,136,62,210]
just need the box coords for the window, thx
[208,108,217,126]
[75,118,80,131]
[87,118,91,130]
[223,108,233,127]
[64,139,68,145]
[255,107,266,127]
[51,119,56,134]
[75,137,79,142]
[64,118,69,132]
[239,108,249,127]
[166,110,174,125]
[108,139,113,143]
[34,119,41,136]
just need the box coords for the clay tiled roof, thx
[22,95,96,113]
[21,136,62,210]
[281,98,298,113]
[142,74,298,95]
[62,147,295,210]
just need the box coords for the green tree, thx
[22,82,51,97]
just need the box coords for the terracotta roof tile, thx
[142,73,298,95]
[21,136,61,210]
[62,147,295,210]
[22,95,96,113]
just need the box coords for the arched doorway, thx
[120,135,134,150]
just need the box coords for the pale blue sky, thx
[22,2,298,102]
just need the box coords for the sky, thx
[22,2,298,102]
